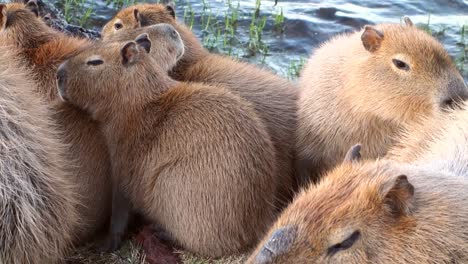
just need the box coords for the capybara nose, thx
[161,23,180,40]
[441,78,468,109]
[252,225,297,264]
[170,28,179,39]
[56,62,68,102]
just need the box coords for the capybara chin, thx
[296,18,467,184]
[387,103,468,177]
[102,3,298,206]
[247,158,468,264]
[57,27,279,258]
[0,49,79,264]
[0,1,112,242]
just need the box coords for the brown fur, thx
[296,22,467,184]
[0,48,79,264]
[102,3,298,205]
[0,2,90,101]
[58,28,279,257]
[248,158,468,263]
[387,104,468,176]
[0,2,112,242]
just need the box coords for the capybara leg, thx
[100,184,132,252]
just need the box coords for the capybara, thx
[102,3,298,205]
[248,143,468,263]
[57,26,279,258]
[296,18,467,184]
[0,0,112,242]
[0,48,79,264]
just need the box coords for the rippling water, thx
[30,1,468,79]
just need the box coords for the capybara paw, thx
[96,234,123,253]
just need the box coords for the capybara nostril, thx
[254,225,298,264]
[441,79,468,110]
[56,62,68,101]
[170,29,178,39]
[160,23,179,39]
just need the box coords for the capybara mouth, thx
[441,97,467,111]
[176,47,185,61]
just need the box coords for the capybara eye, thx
[87,60,104,66]
[392,59,410,71]
[327,230,361,256]
[114,23,123,30]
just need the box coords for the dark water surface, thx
[38,0,468,79]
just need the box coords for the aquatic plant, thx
[287,57,306,80]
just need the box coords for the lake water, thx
[38,0,468,79]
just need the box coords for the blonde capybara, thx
[0,1,112,242]
[56,26,279,258]
[296,18,467,184]
[101,3,298,205]
[388,104,468,176]
[248,142,468,263]
[0,49,79,264]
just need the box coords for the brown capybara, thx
[0,1,90,101]
[0,1,111,242]
[0,48,79,264]
[295,18,468,184]
[101,3,298,206]
[247,143,468,263]
[57,26,279,258]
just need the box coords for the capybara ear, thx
[25,0,39,17]
[254,225,297,263]
[121,41,140,66]
[403,16,414,27]
[134,8,151,27]
[0,5,7,30]
[380,175,415,218]
[361,26,384,52]
[135,33,152,53]
[166,2,176,19]
[133,9,141,26]
[343,144,362,163]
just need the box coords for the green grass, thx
[62,0,93,26]
[60,0,138,26]
[287,57,307,80]
[273,7,285,33]
[455,24,467,75]
[180,252,246,264]
[69,240,246,264]
[69,240,147,264]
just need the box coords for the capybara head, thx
[102,3,176,39]
[56,24,184,120]
[102,23,185,65]
[0,1,50,47]
[248,148,425,264]
[357,18,467,115]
